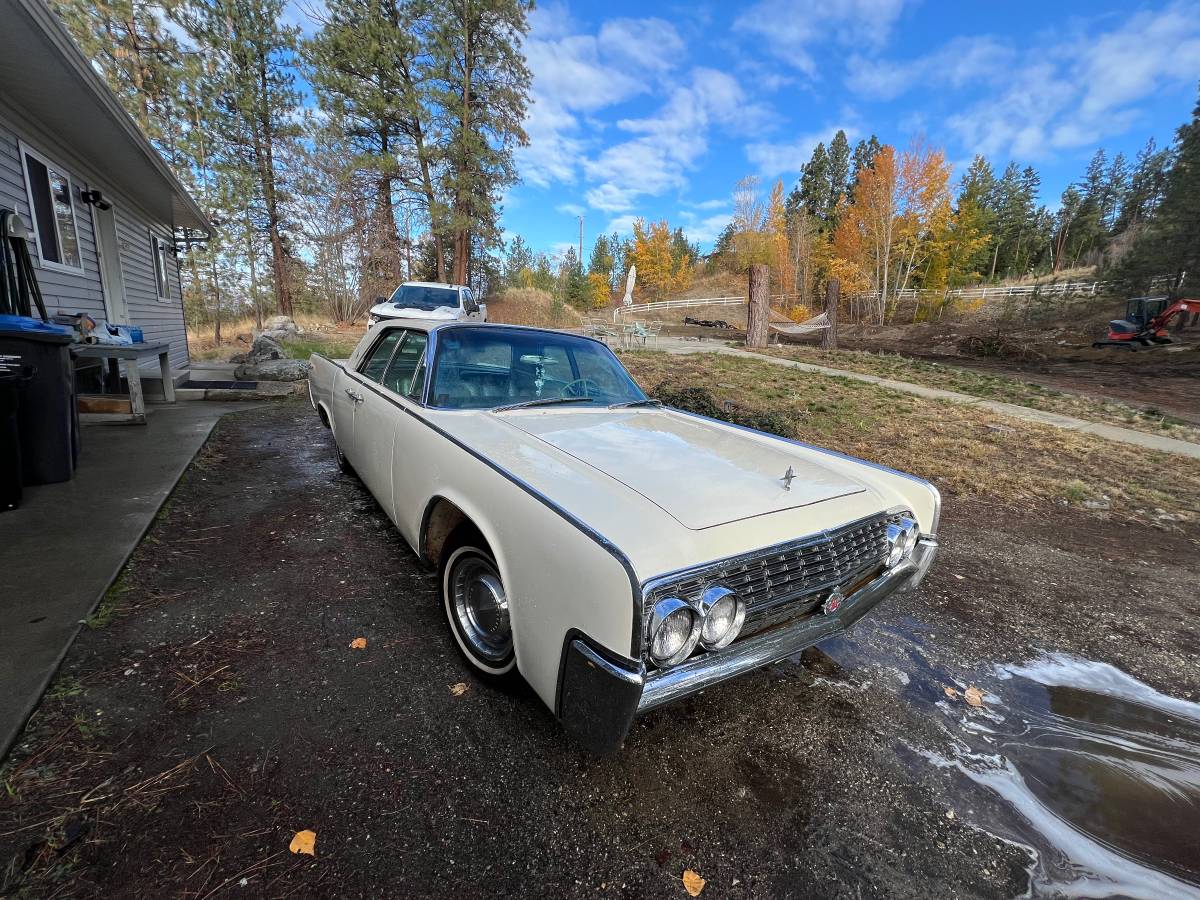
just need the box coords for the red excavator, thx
[1093,296,1200,350]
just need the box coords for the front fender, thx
[412,478,640,715]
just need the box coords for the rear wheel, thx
[442,540,516,677]
[331,427,354,475]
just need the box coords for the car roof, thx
[373,319,602,343]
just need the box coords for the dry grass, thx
[187,315,364,361]
[486,288,582,328]
[758,346,1200,443]
[620,350,1200,527]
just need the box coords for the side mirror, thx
[464,297,479,314]
[375,296,387,305]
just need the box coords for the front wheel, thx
[442,543,516,677]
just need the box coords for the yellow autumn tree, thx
[630,218,691,298]
[767,180,795,297]
[833,144,899,323]
[890,139,953,319]
[586,271,610,309]
[731,176,771,270]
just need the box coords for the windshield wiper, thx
[608,398,662,409]
[491,397,596,413]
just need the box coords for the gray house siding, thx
[0,99,190,371]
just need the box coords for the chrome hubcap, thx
[451,555,511,662]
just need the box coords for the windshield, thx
[428,327,647,410]
[388,284,460,311]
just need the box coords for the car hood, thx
[370,303,458,320]
[501,409,867,530]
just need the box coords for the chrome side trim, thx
[637,538,937,712]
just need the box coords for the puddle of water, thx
[803,631,1200,899]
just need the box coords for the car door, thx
[331,331,399,469]
[350,329,409,511]
[377,330,430,538]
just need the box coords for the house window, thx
[19,143,83,271]
[151,234,172,299]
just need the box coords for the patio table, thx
[71,342,175,424]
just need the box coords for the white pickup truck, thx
[367,281,485,327]
[307,319,940,751]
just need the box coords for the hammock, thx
[768,310,830,335]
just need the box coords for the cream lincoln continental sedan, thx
[308,320,940,751]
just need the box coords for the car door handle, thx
[344,388,364,404]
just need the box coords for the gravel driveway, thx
[3,401,1198,899]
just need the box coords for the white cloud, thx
[677,210,732,246]
[733,0,909,75]
[556,203,586,216]
[584,68,769,212]
[845,4,1200,162]
[516,9,686,187]
[686,198,729,210]
[605,214,640,237]
[745,125,855,178]
[846,36,1013,101]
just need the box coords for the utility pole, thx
[578,215,584,271]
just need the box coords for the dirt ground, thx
[828,319,1200,426]
[3,402,1200,898]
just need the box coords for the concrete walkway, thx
[651,336,1200,460]
[0,401,261,761]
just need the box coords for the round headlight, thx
[698,585,746,650]
[648,597,700,667]
[886,517,919,567]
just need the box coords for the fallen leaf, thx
[289,829,316,856]
[350,637,367,650]
[683,869,706,896]
[450,682,469,696]
[964,686,985,708]
[943,687,959,699]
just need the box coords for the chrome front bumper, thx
[639,537,938,711]
[558,538,938,752]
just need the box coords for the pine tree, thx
[1116,138,1174,232]
[428,0,533,286]
[304,0,434,290]
[1114,85,1200,291]
[183,0,303,315]
[849,135,882,199]
[51,0,188,154]
[1101,152,1129,231]
[957,155,997,277]
[826,129,851,223]
[797,143,830,220]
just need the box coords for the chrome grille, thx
[643,512,897,633]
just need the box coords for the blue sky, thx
[502,0,1200,257]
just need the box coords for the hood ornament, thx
[780,466,796,490]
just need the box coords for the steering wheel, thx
[561,378,602,399]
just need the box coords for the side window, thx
[151,235,172,299]
[20,145,83,270]
[382,332,429,396]
[359,330,404,383]
[407,356,428,401]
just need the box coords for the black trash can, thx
[0,315,77,486]
[0,366,31,510]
